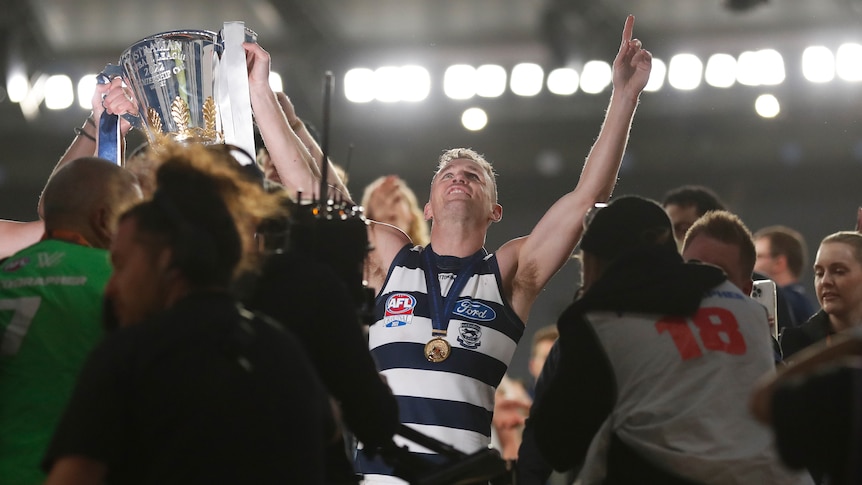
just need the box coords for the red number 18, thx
[655,307,747,360]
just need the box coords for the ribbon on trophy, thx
[96,22,257,166]
[95,65,127,165]
[216,22,256,165]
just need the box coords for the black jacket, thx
[780,310,831,360]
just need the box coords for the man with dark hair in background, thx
[662,185,798,333]
[0,158,141,484]
[754,225,818,328]
[661,184,727,248]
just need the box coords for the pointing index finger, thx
[622,14,635,43]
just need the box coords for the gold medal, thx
[425,337,451,363]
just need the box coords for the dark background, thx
[1,0,861,382]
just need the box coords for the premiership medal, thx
[422,247,486,364]
[425,336,451,363]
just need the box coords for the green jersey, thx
[0,239,111,484]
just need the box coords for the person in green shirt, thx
[0,157,141,485]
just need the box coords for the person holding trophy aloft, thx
[95,23,401,484]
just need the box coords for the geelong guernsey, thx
[357,245,524,483]
[0,239,111,485]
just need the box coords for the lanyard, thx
[422,246,486,336]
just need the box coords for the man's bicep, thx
[511,193,593,302]
[366,222,411,290]
[0,220,44,259]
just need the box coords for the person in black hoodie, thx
[525,196,811,485]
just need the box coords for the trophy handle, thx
[97,63,142,128]
[97,64,124,84]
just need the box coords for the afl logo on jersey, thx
[384,293,416,327]
[3,257,30,273]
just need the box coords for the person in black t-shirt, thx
[43,144,333,485]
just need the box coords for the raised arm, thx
[47,80,117,179]
[1,80,131,258]
[275,91,352,200]
[244,42,350,202]
[0,220,44,259]
[84,77,137,170]
[498,14,651,322]
[244,42,408,290]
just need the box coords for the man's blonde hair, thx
[433,148,498,202]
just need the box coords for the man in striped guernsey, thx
[245,14,652,484]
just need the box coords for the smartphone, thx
[751,279,778,340]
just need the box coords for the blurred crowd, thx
[0,14,859,485]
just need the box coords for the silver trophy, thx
[99,23,257,161]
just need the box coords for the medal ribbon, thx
[422,246,486,340]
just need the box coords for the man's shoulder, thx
[784,311,829,339]
[780,283,817,312]
[1,239,108,268]
[101,296,239,357]
[0,240,110,292]
[702,280,757,305]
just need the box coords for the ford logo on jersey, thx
[453,299,496,321]
[384,293,416,327]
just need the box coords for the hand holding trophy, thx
[97,23,258,165]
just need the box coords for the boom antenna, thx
[317,71,334,207]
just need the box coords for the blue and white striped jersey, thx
[356,244,524,483]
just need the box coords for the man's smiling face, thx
[425,158,500,226]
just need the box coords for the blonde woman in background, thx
[361,175,429,246]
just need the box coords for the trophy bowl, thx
[118,29,222,146]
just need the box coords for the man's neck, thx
[428,222,486,258]
[42,227,95,248]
